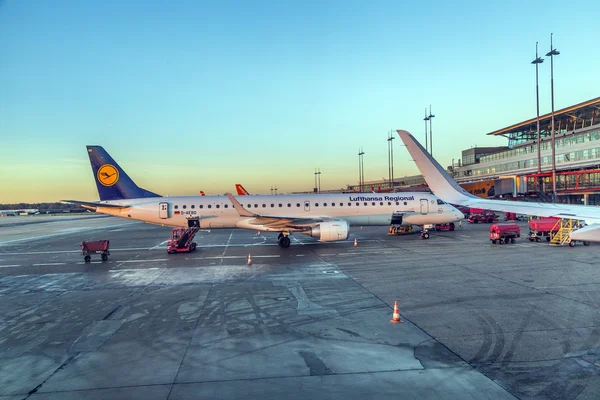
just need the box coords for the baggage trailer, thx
[490,223,520,244]
[528,217,560,242]
[80,240,110,262]
[434,223,456,231]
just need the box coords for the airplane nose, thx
[456,210,465,220]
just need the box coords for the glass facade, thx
[458,127,600,178]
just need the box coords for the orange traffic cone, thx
[353,238,358,247]
[247,253,252,265]
[390,301,403,324]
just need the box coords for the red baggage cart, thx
[490,223,520,244]
[80,240,110,262]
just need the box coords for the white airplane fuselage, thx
[96,192,463,230]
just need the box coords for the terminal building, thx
[345,97,600,205]
[452,97,600,205]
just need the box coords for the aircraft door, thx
[159,202,169,219]
[420,199,429,215]
[304,201,310,211]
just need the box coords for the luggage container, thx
[80,240,110,262]
[528,217,560,242]
[490,223,520,244]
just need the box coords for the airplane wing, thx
[396,130,600,225]
[225,193,338,231]
[61,200,130,210]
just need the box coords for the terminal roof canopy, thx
[487,97,600,147]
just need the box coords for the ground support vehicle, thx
[468,208,498,224]
[388,225,414,235]
[528,217,560,242]
[490,223,520,244]
[80,240,110,262]
[167,227,199,253]
[434,223,456,231]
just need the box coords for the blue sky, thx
[1,0,599,202]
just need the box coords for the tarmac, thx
[0,214,599,399]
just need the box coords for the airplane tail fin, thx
[86,146,161,201]
[396,130,478,205]
[235,184,250,195]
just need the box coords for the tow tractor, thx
[167,226,199,254]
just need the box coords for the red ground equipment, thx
[504,212,517,221]
[167,227,199,254]
[80,240,110,262]
[489,223,520,244]
[435,223,456,231]
[528,217,560,242]
[468,208,498,224]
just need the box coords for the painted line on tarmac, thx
[122,259,169,263]
[0,264,21,268]
[0,222,138,245]
[149,240,168,250]
[200,255,281,259]
[33,263,67,266]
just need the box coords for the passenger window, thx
[247,204,252,208]
[296,203,300,207]
[364,202,367,206]
[388,202,391,206]
[404,202,407,205]
[380,202,383,206]
[191,205,195,209]
[287,203,291,207]
[278,204,283,207]
[200,205,203,209]
[208,205,212,209]
[339,203,343,207]
[270,204,274,208]
[332,202,336,206]
[174,205,179,209]
[262,204,266,208]
[315,203,319,207]
[323,203,327,207]
[395,202,399,205]
[216,205,220,208]
[254,204,258,208]
[183,205,187,209]
[224,204,228,208]
[356,202,359,206]
[372,202,375,206]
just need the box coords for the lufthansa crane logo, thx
[97,164,119,186]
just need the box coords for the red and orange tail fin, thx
[200,191,205,196]
[235,184,250,195]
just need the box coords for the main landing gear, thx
[277,232,291,248]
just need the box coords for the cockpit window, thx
[437,199,445,205]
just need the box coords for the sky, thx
[1,0,599,203]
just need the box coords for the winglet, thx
[226,193,255,217]
[396,130,478,204]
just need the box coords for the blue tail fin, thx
[87,146,161,201]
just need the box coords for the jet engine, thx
[303,221,350,242]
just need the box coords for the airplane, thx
[62,146,464,248]
[396,129,600,243]
[235,184,250,195]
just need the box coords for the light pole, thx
[423,109,429,153]
[358,148,365,192]
[546,33,560,200]
[317,169,321,192]
[532,42,544,180]
[314,169,318,193]
[428,105,435,157]
[387,131,395,190]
